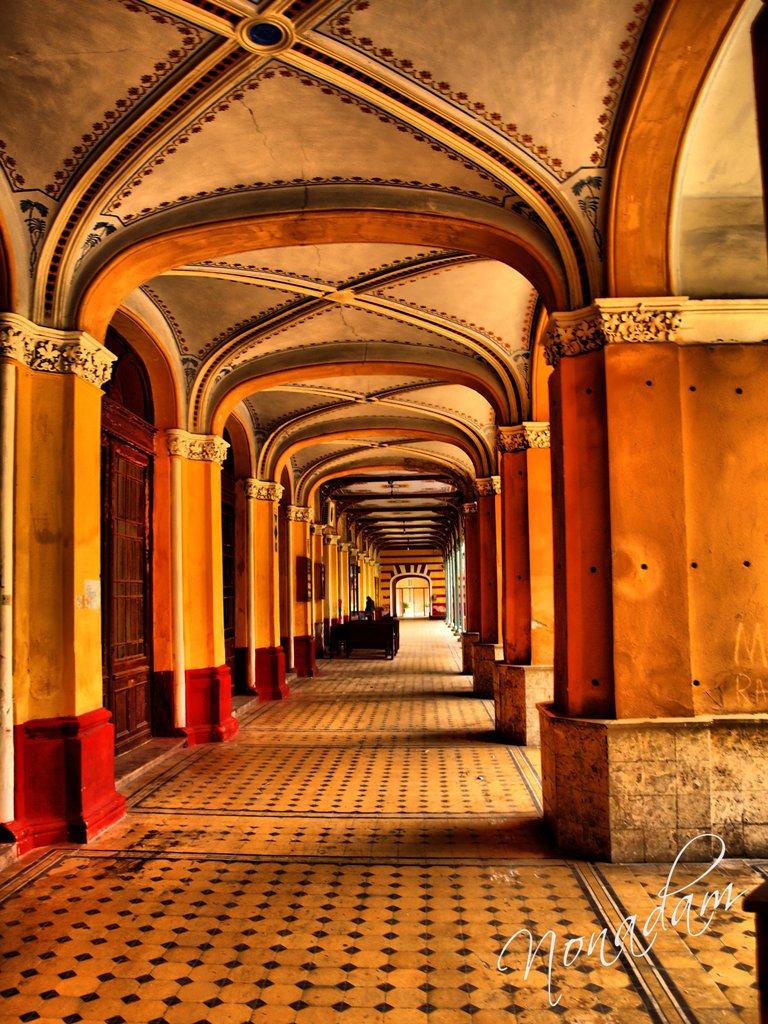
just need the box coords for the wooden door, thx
[102,425,153,754]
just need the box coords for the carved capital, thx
[243,477,283,501]
[286,505,312,522]
[0,313,116,386]
[310,523,324,536]
[167,429,229,465]
[323,530,340,545]
[544,300,685,367]
[475,476,501,497]
[462,501,478,516]
[544,308,604,367]
[497,422,550,452]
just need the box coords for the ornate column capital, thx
[462,501,478,516]
[474,476,501,497]
[167,429,229,465]
[323,529,340,545]
[544,298,685,367]
[497,422,551,452]
[243,477,283,501]
[286,504,312,522]
[310,523,324,536]
[339,542,351,552]
[0,312,116,386]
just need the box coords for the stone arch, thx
[108,308,180,429]
[0,212,13,312]
[606,0,744,297]
[77,205,572,342]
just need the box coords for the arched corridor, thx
[2,0,768,1016]
[0,620,764,1023]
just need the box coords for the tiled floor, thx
[0,620,764,1023]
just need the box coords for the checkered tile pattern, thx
[0,620,762,1023]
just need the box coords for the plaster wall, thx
[682,343,768,714]
[181,458,225,670]
[14,368,103,721]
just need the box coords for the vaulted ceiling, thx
[0,0,760,552]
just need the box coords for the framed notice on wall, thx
[296,555,312,602]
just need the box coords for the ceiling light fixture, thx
[239,14,295,53]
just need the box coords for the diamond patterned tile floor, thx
[0,620,764,1023]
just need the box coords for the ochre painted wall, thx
[181,458,225,670]
[254,497,280,647]
[605,343,693,718]
[528,448,554,664]
[682,344,768,714]
[151,443,173,673]
[14,367,103,721]
[604,341,768,718]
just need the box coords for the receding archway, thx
[391,572,433,619]
[606,0,744,296]
[77,206,570,342]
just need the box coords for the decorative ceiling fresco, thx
[0,0,758,551]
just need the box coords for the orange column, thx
[0,318,125,852]
[472,477,501,696]
[248,479,289,700]
[528,441,555,664]
[461,501,480,673]
[372,556,381,613]
[497,422,554,665]
[538,300,768,862]
[288,505,317,677]
[475,477,501,644]
[323,529,339,640]
[311,523,325,655]
[167,430,239,744]
[339,543,351,622]
[497,429,532,665]
[547,325,615,718]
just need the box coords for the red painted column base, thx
[0,708,126,854]
[255,646,290,700]
[179,665,239,746]
[294,635,318,678]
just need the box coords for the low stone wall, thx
[493,665,553,746]
[472,642,502,698]
[461,631,479,674]
[539,703,768,862]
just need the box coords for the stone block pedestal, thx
[493,664,553,745]
[471,642,502,698]
[461,632,479,674]
[539,703,768,862]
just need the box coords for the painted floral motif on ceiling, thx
[194,249,453,291]
[104,64,508,222]
[323,0,653,179]
[0,0,205,200]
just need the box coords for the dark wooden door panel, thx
[102,425,153,754]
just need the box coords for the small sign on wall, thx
[76,579,101,610]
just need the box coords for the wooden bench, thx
[329,619,399,659]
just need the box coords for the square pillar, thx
[289,505,317,678]
[494,664,554,746]
[167,431,239,744]
[539,703,768,861]
[1,320,125,851]
[247,479,288,700]
[471,642,502,698]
